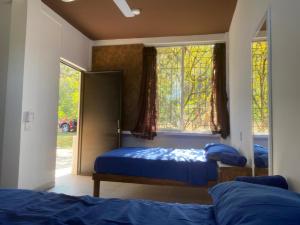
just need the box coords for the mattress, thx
[0,189,217,225]
[94,147,218,185]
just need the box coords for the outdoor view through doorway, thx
[56,63,81,177]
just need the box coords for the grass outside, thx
[57,132,76,149]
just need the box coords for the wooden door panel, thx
[79,71,122,175]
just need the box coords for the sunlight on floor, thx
[56,148,73,178]
[56,167,72,178]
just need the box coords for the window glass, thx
[252,41,269,135]
[157,45,214,132]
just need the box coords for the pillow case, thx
[204,143,239,161]
[254,144,268,155]
[209,181,300,225]
[220,153,247,167]
[235,175,288,190]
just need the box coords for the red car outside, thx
[58,119,77,132]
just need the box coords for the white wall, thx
[229,0,300,191]
[122,133,220,149]
[0,0,12,182]
[270,0,300,191]
[41,4,91,70]
[1,0,27,188]
[122,133,267,150]
[17,0,63,190]
[1,0,91,189]
[228,0,269,165]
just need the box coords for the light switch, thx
[23,111,34,131]
[23,111,34,123]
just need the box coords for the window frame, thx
[156,44,215,134]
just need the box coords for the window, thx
[252,41,269,134]
[157,45,214,132]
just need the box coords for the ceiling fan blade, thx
[113,0,135,17]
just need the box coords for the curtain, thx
[131,47,157,140]
[211,43,230,139]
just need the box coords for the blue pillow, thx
[209,181,300,225]
[220,152,247,167]
[254,144,268,155]
[235,175,288,190]
[204,143,239,161]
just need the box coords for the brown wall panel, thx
[92,44,144,131]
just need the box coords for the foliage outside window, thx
[252,41,269,135]
[157,45,214,133]
[58,63,81,121]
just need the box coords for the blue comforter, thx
[0,189,216,225]
[94,147,218,185]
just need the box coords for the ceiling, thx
[42,0,238,40]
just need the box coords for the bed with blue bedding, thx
[1,180,300,225]
[93,147,218,196]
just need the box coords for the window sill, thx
[254,134,269,139]
[122,131,220,138]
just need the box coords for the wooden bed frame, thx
[92,173,218,197]
[255,168,269,176]
[92,166,253,197]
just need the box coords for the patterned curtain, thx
[131,47,157,140]
[211,43,230,139]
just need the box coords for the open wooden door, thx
[78,71,122,175]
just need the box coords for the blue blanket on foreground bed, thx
[94,147,218,185]
[0,189,216,225]
[1,181,300,225]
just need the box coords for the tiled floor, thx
[49,174,212,204]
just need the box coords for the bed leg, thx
[93,179,100,197]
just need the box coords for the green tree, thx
[58,64,80,121]
[157,45,213,132]
[252,41,269,134]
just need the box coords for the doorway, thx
[56,62,81,177]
